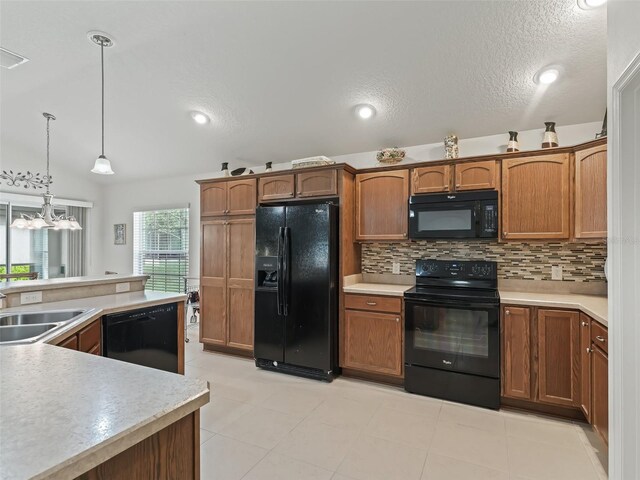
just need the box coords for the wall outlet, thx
[551,265,563,281]
[20,291,43,305]
[116,282,131,293]
[392,262,401,275]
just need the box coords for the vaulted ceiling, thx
[1,1,606,183]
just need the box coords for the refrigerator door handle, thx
[283,226,291,316]
[277,227,284,315]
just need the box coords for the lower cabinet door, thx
[592,346,608,445]
[344,309,402,376]
[227,286,254,350]
[200,281,226,345]
[502,306,532,399]
[537,309,581,407]
[59,334,78,350]
[579,313,592,421]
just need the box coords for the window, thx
[133,208,189,293]
[1,202,72,281]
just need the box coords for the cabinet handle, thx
[396,317,400,322]
[505,309,510,315]
[581,321,589,327]
[596,336,606,342]
[366,301,377,306]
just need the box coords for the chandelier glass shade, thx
[9,113,82,230]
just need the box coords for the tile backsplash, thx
[362,240,607,282]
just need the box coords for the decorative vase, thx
[542,122,558,148]
[506,131,520,152]
[376,147,406,165]
[265,162,273,172]
[221,162,229,177]
[444,135,459,159]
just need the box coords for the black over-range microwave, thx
[408,190,498,239]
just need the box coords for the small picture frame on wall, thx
[114,224,126,245]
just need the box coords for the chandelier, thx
[10,113,82,230]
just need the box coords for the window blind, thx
[133,208,189,293]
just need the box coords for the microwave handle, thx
[474,203,481,236]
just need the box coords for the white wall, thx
[101,121,602,277]
[607,2,640,479]
[0,142,105,275]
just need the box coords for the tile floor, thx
[184,328,607,480]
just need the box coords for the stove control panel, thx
[415,259,497,280]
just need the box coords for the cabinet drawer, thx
[344,294,401,313]
[78,320,101,353]
[591,321,608,354]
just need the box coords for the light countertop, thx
[0,274,149,294]
[0,344,209,480]
[342,282,608,326]
[499,290,608,326]
[343,283,413,297]
[1,290,187,345]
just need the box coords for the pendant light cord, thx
[46,115,51,194]
[101,41,105,157]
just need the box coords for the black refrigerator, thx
[254,202,338,381]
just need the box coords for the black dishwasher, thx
[102,303,179,373]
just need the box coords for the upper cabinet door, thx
[455,160,497,191]
[411,165,452,194]
[355,170,409,241]
[296,169,338,198]
[502,154,570,240]
[258,174,295,202]
[227,179,257,215]
[575,145,607,239]
[201,183,227,217]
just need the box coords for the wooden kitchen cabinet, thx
[455,160,498,191]
[200,220,227,346]
[343,309,403,377]
[200,179,257,216]
[575,144,607,239]
[411,165,452,194]
[591,337,608,445]
[258,174,295,202]
[537,309,580,407]
[56,319,101,355]
[502,306,532,400]
[501,154,571,239]
[355,170,409,241]
[226,218,255,350]
[200,183,227,217]
[579,313,592,421]
[296,169,338,198]
[200,218,255,351]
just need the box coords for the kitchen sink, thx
[0,324,59,342]
[0,310,87,326]
[0,309,90,344]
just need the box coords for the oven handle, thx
[404,298,499,309]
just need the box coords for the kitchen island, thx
[0,344,209,479]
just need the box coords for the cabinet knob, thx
[396,318,400,322]
[366,301,377,306]
[596,335,606,343]
[402,233,407,237]
[503,232,507,237]
[586,347,592,354]
[505,309,510,315]
[581,321,589,327]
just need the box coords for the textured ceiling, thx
[0,1,606,183]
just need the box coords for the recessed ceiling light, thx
[0,47,29,69]
[535,67,560,85]
[191,111,210,125]
[577,0,606,9]
[355,104,376,120]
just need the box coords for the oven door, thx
[405,298,499,378]
[408,201,478,239]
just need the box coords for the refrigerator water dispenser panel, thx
[256,256,279,289]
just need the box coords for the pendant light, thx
[90,32,115,175]
[10,113,82,230]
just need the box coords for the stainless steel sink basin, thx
[0,309,90,344]
[0,324,59,342]
[0,310,87,326]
